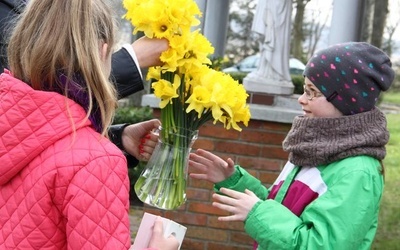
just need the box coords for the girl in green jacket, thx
[189,42,394,250]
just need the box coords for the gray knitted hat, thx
[303,42,395,115]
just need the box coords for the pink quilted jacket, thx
[0,72,131,249]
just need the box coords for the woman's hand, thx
[121,119,160,161]
[213,188,260,222]
[189,149,236,183]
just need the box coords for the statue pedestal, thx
[243,73,294,95]
[239,72,301,123]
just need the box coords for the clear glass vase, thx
[134,126,198,210]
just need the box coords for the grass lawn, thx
[372,92,400,249]
[381,91,400,105]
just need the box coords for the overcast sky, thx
[308,0,400,41]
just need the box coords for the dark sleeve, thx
[0,1,26,72]
[0,1,15,71]
[108,123,139,168]
[111,47,144,99]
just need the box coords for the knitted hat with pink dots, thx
[303,42,395,115]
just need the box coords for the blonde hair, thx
[7,0,117,136]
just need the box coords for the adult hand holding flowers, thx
[132,37,169,68]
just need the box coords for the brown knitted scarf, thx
[282,108,389,167]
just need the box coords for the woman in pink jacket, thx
[0,0,178,249]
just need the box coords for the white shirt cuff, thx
[121,43,143,79]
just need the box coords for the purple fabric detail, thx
[267,180,319,216]
[281,180,319,216]
[267,181,283,200]
[46,74,103,133]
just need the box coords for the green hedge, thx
[291,75,304,95]
[113,106,153,124]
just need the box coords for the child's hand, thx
[189,149,235,183]
[213,188,260,222]
[147,217,179,250]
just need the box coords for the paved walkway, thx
[380,103,400,114]
[129,205,144,242]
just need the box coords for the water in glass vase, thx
[135,176,187,209]
[134,127,198,210]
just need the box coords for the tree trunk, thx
[360,0,375,42]
[371,0,389,48]
[291,0,310,60]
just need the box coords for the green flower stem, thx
[152,144,171,204]
[174,143,184,204]
[167,182,176,209]
[134,176,148,201]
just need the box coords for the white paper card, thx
[130,212,187,250]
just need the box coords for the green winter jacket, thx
[215,155,384,250]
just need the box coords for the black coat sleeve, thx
[0,0,23,72]
[109,47,145,168]
[111,47,144,99]
[108,123,139,168]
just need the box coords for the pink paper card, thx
[130,212,187,250]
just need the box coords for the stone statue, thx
[249,0,292,82]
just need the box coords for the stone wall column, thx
[195,0,230,57]
[329,0,365,44]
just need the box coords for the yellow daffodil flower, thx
[152,74,181,108]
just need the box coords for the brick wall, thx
[142,109,292,250]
